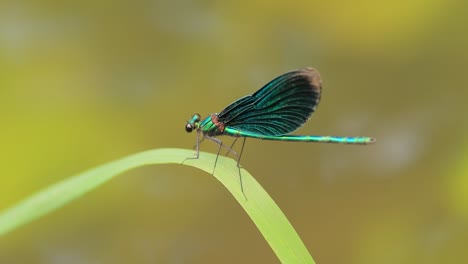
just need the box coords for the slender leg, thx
[237,138,246,196]
[184,133,232,168]
[204,136,236,156]
[192,136,205,151]
[237,138,246,166]
[224,137,239,157]
[195,131,200,158]
[182,131,201,164]
[205,135,223,174]
[209,136,247,199]
[183,133,247,200]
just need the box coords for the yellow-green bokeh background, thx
[1,1,467,263]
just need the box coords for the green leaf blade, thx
[0,148,314,263]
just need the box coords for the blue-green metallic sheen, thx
[185,67,376,145]
[199,116,222,136]
[222,127,375,144]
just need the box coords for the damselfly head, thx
[185,113,201,133]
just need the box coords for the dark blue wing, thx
[217,67,322,136]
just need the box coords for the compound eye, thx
[185,124,193,133]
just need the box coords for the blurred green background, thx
[1,0,467,263]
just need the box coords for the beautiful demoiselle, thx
[185,67,375,192]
